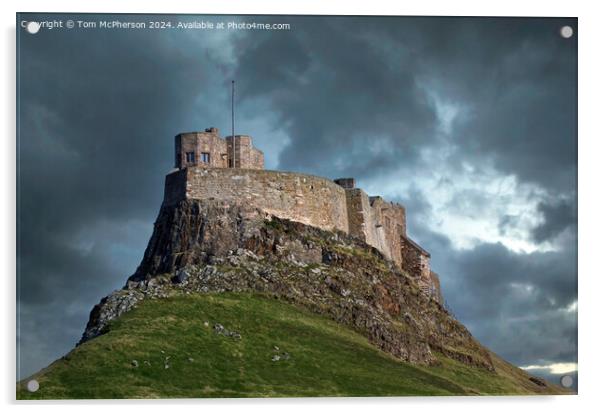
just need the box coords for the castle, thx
[164,128,442,302]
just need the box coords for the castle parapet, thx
[164,167,349,234]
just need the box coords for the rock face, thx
[80,289,145,343]
[80,199,494,371]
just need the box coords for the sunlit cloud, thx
[364,147,552,254]
[563,301,578,313]
[522,362,577,375]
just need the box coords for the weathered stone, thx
[174,129,264,170]
[164,167,350,236]
[211,323,241,340]
[78,289,143,344]
[173,269,189,284]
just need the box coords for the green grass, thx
[17,293,565,399]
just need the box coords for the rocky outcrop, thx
[80,289,145,343]
[80,199,494,371]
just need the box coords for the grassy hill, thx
[17,292,566,399]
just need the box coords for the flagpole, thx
[231,80,235,168]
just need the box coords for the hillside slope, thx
[18,198,568,398]
[18,293,564,399]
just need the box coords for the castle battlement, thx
[165,129,440,301]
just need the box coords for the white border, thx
[3,0,601,411]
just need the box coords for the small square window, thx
[185,152,195,163]
[201,152,210,163]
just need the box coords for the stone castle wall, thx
[400,235,431,280]
[164,166,427,275]
[369,196,406,266]
[343,189,406,266]
[164,167,349,234]
[226,135,265,170]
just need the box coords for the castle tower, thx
[175,127,264,170]
[225,135,265,169]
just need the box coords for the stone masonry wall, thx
[400,235,431,280]
[369,196,406,267]
[225,135,264,170]
[164,167,349,233]
[175,129,264,170]
[344,189,390,261]
[343,189,406,267]
[163,169,187,206]
[175,130,229,169]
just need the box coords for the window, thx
[201,152,210,163]
[185,152,195,163]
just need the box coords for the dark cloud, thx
[435,19,578,193]
[17,13,577,381]
[233,17,439,179]
[232,17,577,192]
[532,198,577,243]
[407,221,577,368]
[17,13,241,378]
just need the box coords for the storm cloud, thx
[17,14,577,386]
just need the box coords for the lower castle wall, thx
[164,169,188,206]
[345,189,392,262]
[344,189,406,267]
[164,167,349,233]
[369,196,406,267]
[400,235,431,279]
[164,167,432,284]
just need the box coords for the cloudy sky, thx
[17,14,577,386]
